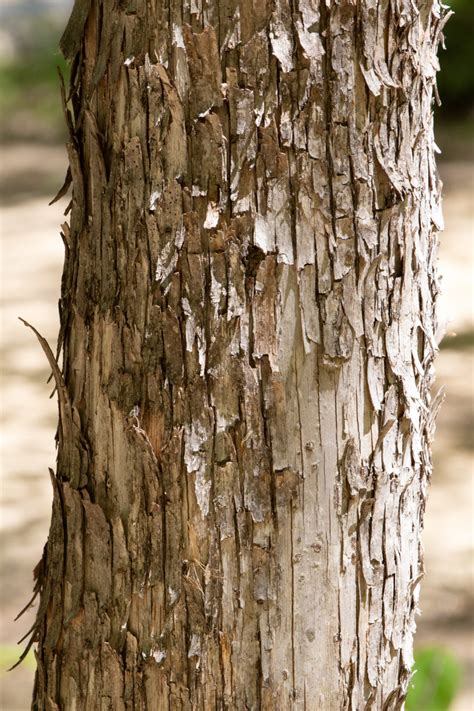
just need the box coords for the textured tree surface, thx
[29,1,448,708]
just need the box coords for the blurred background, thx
[0,1,472,709]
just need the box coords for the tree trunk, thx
[29,1,447,708]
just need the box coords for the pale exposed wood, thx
[31,1,447,708]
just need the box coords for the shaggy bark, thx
[28,1,447,708]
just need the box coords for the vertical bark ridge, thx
[30,0,448,708]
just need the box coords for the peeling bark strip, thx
[31,1,447,708]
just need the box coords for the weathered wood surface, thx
[31,1,447,708]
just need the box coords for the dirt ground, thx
[0,144,472,710]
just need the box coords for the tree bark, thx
[30,1,447,708]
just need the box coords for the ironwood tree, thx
[26,0,448,708]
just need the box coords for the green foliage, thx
[441,329,474,351]
[437,0,474,113]
[406,647,463,711]
[0,644,35,672]
[0,27,69,142]
[0,48,67,107]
